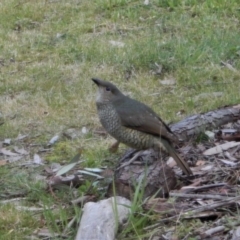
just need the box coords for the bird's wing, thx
[113,97,179,143]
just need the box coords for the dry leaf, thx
[176,109,186,116]
[203,142,240,155]
[201,164,215,171]
[109,40,125,47]
[81,126,89,135]
[0,148,19,156]
[33,154,44,165]
[78,170,103,179]
[0,160,7,166]
[15,134,28,141]
[7,155,23,162]
[13,146,29,155]
[35,228,59,238]
[218,159,237,166]
[224,151,237,161]
[143,0,149,5]
[196,160,206,166]
[56,162,78,176]
[64,128,87,139]
[205,131,215,139]
[221,61,238,72]
[48,135,59,145]
[194,92,223,101]
[160,79,176,85]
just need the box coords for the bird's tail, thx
[161,139,192,176]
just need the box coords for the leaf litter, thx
[2,116,240,239]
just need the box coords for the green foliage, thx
[45,141,76,163]
[0,204,39,240]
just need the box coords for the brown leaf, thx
[143,198,189,215]
[13,146,29,155]
[203,142,240,155]
[0,148,19,156]
[196,160,206,166]
[160,78,176,85]
[0,160,7,166]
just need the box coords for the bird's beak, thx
[92,78,100,86]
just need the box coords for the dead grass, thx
[0,0,240,238]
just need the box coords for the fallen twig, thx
[182,183,227,193]
[145,195,240,230]
[170,192,229,200]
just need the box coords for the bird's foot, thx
[108,140,120,153]
[117,150,143,170]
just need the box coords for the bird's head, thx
[92,78,124,103]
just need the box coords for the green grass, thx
[0,0,240,238]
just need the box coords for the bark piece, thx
[170,105,240,141]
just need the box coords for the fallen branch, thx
[170,105,240,140]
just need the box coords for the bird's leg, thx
[156,150,166,165]
[108,140,120,153]
[117,150,143,170]
[155,143,166,161]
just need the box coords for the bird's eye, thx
[106,87,111,91]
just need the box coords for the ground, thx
[0,0,240,239]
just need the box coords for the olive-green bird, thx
[92,78,192,175]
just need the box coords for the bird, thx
[92,78,192,175]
